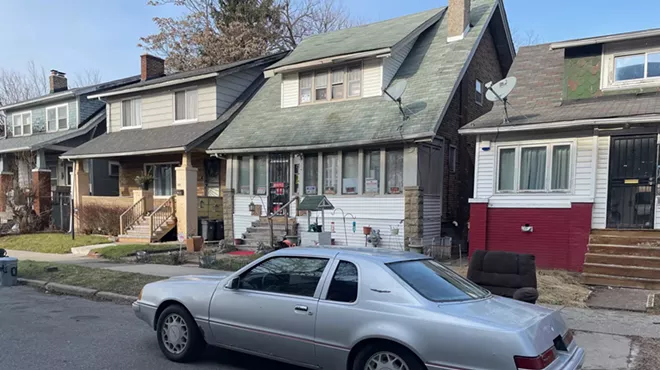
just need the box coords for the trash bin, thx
[0,257,18,287]
[206,220,218,242]
[215,221,225,241]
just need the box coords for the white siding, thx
[362,58,383,97]
[233,194,268,239]
[296,196,405,250]
[423,195,442,241]
[591,136,610,228]
[141,91,174,129]
[216,67,261,114]
[197,83,217,122]
[382,38,416,89]
[281,72,299,108]
[109,102,121,133]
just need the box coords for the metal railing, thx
[120,197,146,235]
[149,196,176,241]
[267,195,300,247]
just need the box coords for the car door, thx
[209,255,332,367]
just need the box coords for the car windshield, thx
[387,259,490,302]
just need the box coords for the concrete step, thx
[583,263,660,280]
[246,226,291,233]
[259,217,297,225]
[583,273,660,289]
[243,232,286,240]
[588,244,660,258]
[118,235,151,243]
[585,253,660,268]
[589,234,660,246]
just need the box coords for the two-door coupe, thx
[133,247,584,370]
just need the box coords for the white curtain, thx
[186,90,198,119]
[498,149,515,191]
[520,147,546,190]
[551,145,570,190]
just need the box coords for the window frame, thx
[236,256,331,299]
[322,259,360,305]
[108,161,120,177]
[603,46,660,91]
[299,62,363,105]
[143,161,179,197]
[172,88,199,124]
[475,79,484,106]
[494,141,575,194]
[237,156,251,195]
[11,111,32,137]
[253,155,268,196]
[45,103,69,133]
[119,97,142,129]
[613,51,660,83]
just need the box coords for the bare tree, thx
[72,69,103,88]
[511,29,542,50]
[278,0,354,49]
[0,61,49,137]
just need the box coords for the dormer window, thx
[12,112,32,136]
[298,63,363,104]
[615,52,660,81]
[46,104,68,132]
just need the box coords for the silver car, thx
[133,247,584,370]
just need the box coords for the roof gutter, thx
[550,28,660,50]
[264,48,392,78]
[62,146,186,160]
[458,114,660,135]
[88,73,219,99]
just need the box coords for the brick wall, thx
[437,28,505,237]
[468,203,593,271]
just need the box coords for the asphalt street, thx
[0,286,304,370]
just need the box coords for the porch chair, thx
[467,250,539,304]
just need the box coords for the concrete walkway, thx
[6,249,231,277]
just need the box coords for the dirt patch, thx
[450,266,591,308]
[631,337,660,370]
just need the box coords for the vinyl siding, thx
[592,136,610,229]
[362,58,383,97]
[382,38,416,89]
[5,99,78,136]
[216,67,261,113]
[281,72,299,108]
[234,194,263,239]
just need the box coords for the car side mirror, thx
[226,277,240,290]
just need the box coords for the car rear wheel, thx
[156,304,204,362]
[353,342,425,370]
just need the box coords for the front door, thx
[268,153,290,214]
[607,135,657,229]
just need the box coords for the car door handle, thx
[294,305,308,312]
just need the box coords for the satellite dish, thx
[383,80,409,120]
[485,76,516,102]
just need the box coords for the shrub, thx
[78,203,125,236]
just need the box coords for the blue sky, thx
[1,0,659,82]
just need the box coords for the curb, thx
[17,278,137,303]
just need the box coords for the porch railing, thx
[120,197,146,235]
[149,196,176,241]
[267,195,299,247]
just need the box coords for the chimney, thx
[49,70,67,94]
[141,54,165,81]
[447,0,471,42]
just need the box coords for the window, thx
[323,153,339,194]
[145,164,177,196]
[108,162,120,177]
[363,150,380,193]
[46,105,68,132]
[239,257,329,297]
[386,149,403,194]
[174,89,198,122]
[475,79,484,105]
[449,145,457,173]
[304,154,318,195]
[326,261,358,303]
[254,156,267,195]
[299,63,362,104]
[497,143,572,193]
[12,112,32,136]
[388,259,489,302]
[614,52,660,82]
[121,99,141,128]
[342,151,358,194]
[238,156,250,194]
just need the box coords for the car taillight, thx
[563,330,574,346]
[514,347,556,369]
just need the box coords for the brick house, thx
[208,0,514,250]
[461,28,660,287]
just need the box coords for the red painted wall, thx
[469,203,593,271]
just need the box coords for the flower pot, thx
[234,238,243,245]
[141,183,149,190]
[363,226,372,235]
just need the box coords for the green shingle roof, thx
[268,8,444,70]
[209,0,500,153]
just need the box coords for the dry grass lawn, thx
[0,233,109,254]
[450,265,591,308]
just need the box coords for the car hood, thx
[167,274,230,282]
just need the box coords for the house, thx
[62,52,287,242]
[0,71,139,225]
[460,28,660,287]
[207,0,515,250]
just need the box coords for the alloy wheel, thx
[161,313,189,354]
[365,351,410,370]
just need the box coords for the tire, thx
[156,304,205,362]
[352,342,425,370]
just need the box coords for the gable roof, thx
[460,43,660,134]
[209,0,509,153]
[550,27,660,50]
[0,75,140,112]
[89,51,289,99]
[267,8,445,71]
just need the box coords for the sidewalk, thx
[6,249,231,278]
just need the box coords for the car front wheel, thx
[352,342,425,370]
[156,304,204,362]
